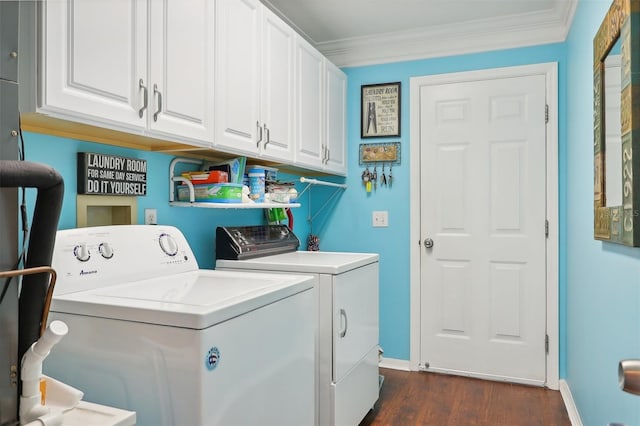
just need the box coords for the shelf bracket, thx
[169,157,203,202]
[298,177,347,198]
[298,177,347,226]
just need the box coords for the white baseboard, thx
[559,379,583,426]
[379,357,412,371]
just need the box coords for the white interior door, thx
[419,73,547,385]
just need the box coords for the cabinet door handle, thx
[339,308,348,338]
[264,124,270,147]
[256,121,263,148]
[153,84,162,122]
[138,78,148,118]
[326,147,330,164]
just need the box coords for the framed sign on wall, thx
[361,82,401,138]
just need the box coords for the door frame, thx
[408,62,559,389]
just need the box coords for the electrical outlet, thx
[372,211,388,227]
[144,208,157,225]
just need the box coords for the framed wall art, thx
[361,82,401,138]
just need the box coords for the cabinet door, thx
[42,0,147,130]
[147,0,214,146]
[260,9,295,162]
[295,36,325,170]
[214,0,261,156]
[325,61,347,175]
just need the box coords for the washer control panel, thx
[52,225,198,295]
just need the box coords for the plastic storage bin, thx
[248,167,265,202]
[177,183,243,203]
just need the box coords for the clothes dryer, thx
[216,232,379,426]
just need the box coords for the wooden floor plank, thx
[360,368,571,426]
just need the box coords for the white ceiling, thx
[262,0,578,67]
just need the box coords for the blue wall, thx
[21,132,314,270]
[565,1,640,424]
[317,44,568,363]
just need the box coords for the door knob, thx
[619,359,640,395]
[423,238,434,249]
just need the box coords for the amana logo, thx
[79,269,98,276]
[205,347,221,371]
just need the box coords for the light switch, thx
[372,211,388,227]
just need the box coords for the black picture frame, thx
[361,82,401,138]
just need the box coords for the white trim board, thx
[379,358,412,372]
[560,380,583,426]
[316,2,577,67]
[408,62,560,390]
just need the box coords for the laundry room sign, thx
[77,152,147,195]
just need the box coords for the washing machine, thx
[216,225,379,426]
[44,225,316,426]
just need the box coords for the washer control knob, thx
[159,233,178,256]
[98,242,114,259]
[73,244,90,262]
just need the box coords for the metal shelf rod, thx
[299,176,347,189]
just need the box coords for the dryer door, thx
[332,262,379,382]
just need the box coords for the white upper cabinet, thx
[259,9,295,162]
[41,0,214,146]
[39,0,346,175]
[325,61,347,175]
[214,0,295,162]
[213,0,260,155]
[42,0,147,130]
[147,0,215,144]
[295,36,325,170]
[295,37,347,176]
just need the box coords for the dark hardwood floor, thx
[360,368,571,426]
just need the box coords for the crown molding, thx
[317,0,578,68]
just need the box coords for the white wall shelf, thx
[169,157,301,209]
[170,201,300,209]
